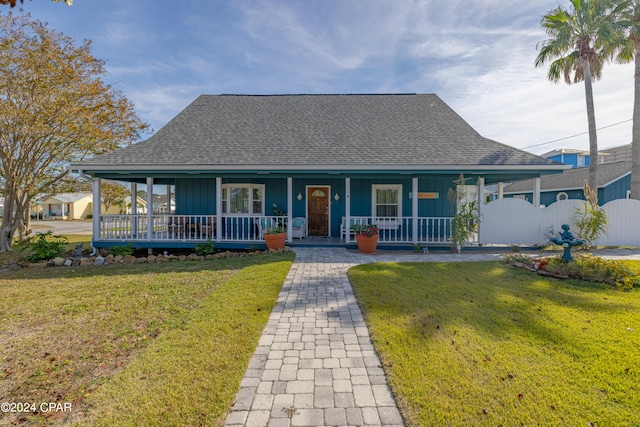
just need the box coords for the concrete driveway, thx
[34,220,93,235]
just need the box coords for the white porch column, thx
[146,177,153,240]
[477,177,485,244]
[412,178,418,244]
[533,177,541,208]
[131,182,137,238]
[131,183,138,213]
[287,177,293,243]
[166,185,171,211]
[216,177,222,243]
[345,178,351,244]
[92,178,101,240]
[497,182,504,199]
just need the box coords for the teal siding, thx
[173,175,458,237]
[603,174,631,202]
[175,178,216,214]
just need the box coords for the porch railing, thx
[344,216,454,244]
[98,214,286,242]
[97,214,454,244]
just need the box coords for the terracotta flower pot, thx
[355,234,378,254]
[264,232,286,250]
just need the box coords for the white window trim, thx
[556,192,568,202]
[222,183,265,215]
[372,184,402,219]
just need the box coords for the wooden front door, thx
[307,187,329,236]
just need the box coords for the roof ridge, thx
[213,93,421,97]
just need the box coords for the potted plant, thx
[264,225,286,250]
[351,223,379,254]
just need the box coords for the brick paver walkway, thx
[224,247,509,427]
[225,247,640,426]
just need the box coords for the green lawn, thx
[0,252,294,426]
[348,261,640,426]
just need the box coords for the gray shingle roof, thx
[503,161,632,193]
[74,94,560,171]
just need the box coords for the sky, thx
[6,0,636,156]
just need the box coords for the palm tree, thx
[536,0,625,198]
[610,0,640,199]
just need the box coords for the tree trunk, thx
[583,62,599,201]
[0,186,16,252]
[632,44,640,200]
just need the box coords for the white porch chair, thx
[291,217,308,239]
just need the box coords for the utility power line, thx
[522,118,632,150]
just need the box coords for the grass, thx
[348,261,640,426]
[0,252,294,426]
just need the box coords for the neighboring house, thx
[153,194,175,214]
[34,193,93,220]
[70,93,566,249]
[32,193,147,219]
[601,144,632,163]
[503,160,631,206]
[540,148,596,168]
[541,145,634,168]
[104,195,147,215]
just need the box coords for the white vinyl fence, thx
[480,198,640,247]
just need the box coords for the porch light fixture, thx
[296,193,303,201]
[333,193,340,201]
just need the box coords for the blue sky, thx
[10,0,636,155]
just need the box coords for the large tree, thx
[0,14,148,251]
[0,0,72,7]
[536,0,626,197]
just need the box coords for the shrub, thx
[107,244,134,257]
[15,231,68,262]
[502,253,535,266]
[574,183,607,247]
[195,239,216,256]
[539,255,639,291]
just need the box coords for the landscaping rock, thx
[53,257,65,267]
[28,262,47,268]
[63,258,73,266]
[80,257,92,266]
[136,257,147,263]
[94,256,107,266]
[114,255,123,263]
[147,255,157,263]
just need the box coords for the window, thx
[372,184,402,217]
[222,184,264,215]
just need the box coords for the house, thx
[502,160,631,206]
[70,94,566,249]
[541,148,597,168]
[32,193,147,219]
[34,193,93,220]
[601,144,632,163]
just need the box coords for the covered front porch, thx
[89,175,461,249]
[96,213,454,248]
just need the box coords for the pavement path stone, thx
[225,246,640,427]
